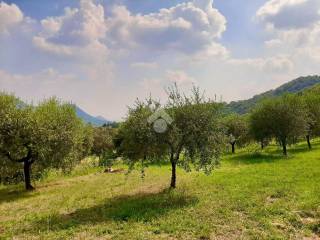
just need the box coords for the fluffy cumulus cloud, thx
[34,0,108,61]
[0,2,23,33]
[256,0,320,29]
[256,0,320,75]
[106,0,227,56]
[0,0,114,118]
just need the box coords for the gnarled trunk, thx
[4,147,35,191]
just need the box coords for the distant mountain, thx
[95,116,109,122]
[74,106,111,126]
[226,75,320,114]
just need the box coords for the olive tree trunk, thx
[281,138,287,156]
[231,142,236,154]
[4,149,35,191]
[306,135,312,150]
[170,160,177,188]
[23,160,34,191]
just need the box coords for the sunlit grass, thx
[1,139,320,239]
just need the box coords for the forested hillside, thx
[226,75,320,114]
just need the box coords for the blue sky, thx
[1,0,320,120]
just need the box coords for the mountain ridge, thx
[74,105,111,126]
[226,75,320,114]
[74,75,320,123]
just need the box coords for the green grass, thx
[1,141,320,239]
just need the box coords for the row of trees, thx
[114,85,320,188]
[0,93,115,190]
[222,86,320,156]
[2,84,320,190]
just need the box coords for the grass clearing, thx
[1,140,320,239]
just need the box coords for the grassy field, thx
[1,141,320,240]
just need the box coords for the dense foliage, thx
[0,93,91,190]
[250,94,308,155]
[222,114,249,153]
[91,125,117,168]
[116,86,225,188]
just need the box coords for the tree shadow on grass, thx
[228,141,320,166]
[288,141,320,155]
[32,189,198,232]
[227,152,285,165]
[0,187,37,204]
[265,141,320,156]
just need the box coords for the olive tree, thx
[222,114,249,154]
[0,94,84,190]
[91,125,117,168]
[249,104,272,149]
[162,86,225,188]
[302,91,320,149]
[114,99,165,174]
[0,94,36,189]
[250,95,308,156]
[0,94,27,184]
[116,86,225,188]
[79,124,94,159]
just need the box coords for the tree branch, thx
[1,146,33,163]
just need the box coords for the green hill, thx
[226,75,320,114]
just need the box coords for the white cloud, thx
[32,36,73,56]
[34,0,107,59]
[106,0,227,56]
[264,39,282,48]
[39,1,106,46]
[256,0,320,76]
[256,0,320,29]
[0,2,23,34]
[0,0,115,117]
